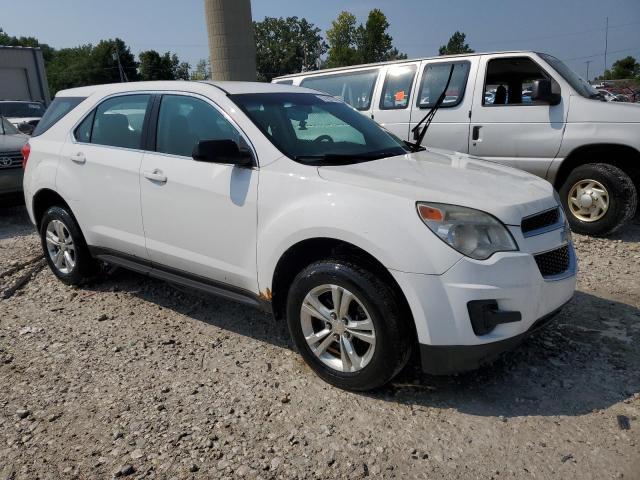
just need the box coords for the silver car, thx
[0,117,28,205]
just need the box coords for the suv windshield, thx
[538,53,600,99]
[229,92,407,164]
[0,101,46,118]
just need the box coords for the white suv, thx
[22,81,576,390]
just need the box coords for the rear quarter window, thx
[31,97,86,137]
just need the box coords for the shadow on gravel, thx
[0,205,34,241]
[384,291,640,418]
[609,217,640,243]
[89,267,640,419]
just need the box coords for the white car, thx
[274,51,640,236]
[22,81,576,390]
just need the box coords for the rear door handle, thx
[70,152,86,164]
[472,125,482,141]
[143,169,167,184]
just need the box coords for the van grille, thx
[521,207,560,235]
[0,151,23,169]
[534,245,570,278]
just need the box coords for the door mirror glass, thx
[531,79,560,105]
[192,139,253,166]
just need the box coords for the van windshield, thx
[538,53,600,99]
[229,92,407,165]
[0,102,45,118]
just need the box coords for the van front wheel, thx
[559,163,637,236]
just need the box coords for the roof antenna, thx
[409,64,455,152]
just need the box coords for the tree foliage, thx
[326,10,406,68]
[439,31,474,56]
[190,59,211,81]
[139,50,190,81]
[608,56,640,80]
[254,16,326,81]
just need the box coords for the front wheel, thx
[559,163,637,236]
[286,259,412,391]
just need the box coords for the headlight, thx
[417,202,518,260]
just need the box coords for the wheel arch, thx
[32,188,74,230]
[270,237,417,342]
[554,143,640,191]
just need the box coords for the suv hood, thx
[0,133,28,152]
[317,149,557,226]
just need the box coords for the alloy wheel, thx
[45,219,76,274]
[300,284,376,373]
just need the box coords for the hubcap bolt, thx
[325,322,332,330]
[330,312,337,320]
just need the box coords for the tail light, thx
[21,143,30,169]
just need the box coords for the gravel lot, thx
[0,205,638,480]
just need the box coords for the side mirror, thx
[532,79,561,106]
[192,139,253,167]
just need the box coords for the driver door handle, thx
[70,152,86,164]
[143,169,167,184]
[472,125,482,141]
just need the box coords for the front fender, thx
[256,159,462,291]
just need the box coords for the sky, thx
[1,0,639,80]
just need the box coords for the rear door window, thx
[31,97,85,137]
[301,69,379,111]
[417,62,470,108]
[89,95,151,149]
[380,65,417,110]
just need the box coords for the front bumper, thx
[390,242,577,374]
[419,304,565,374]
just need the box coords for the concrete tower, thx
[204,0,256,81]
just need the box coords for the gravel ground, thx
[0,205,638,480]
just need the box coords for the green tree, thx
[326,11,360,68]
[190,59,211,80]
[439,31,474,56]
[90,38,139,84]
[254,16,326,81]
[355,9,406,64]
[326,10,406,68]
[609,56,640,80]
[138,50,190,81]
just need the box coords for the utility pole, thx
[603,17,609,80]
[112,45,128,83]
[584,60,592,83]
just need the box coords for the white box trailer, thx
[0,45,50,105]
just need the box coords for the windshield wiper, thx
[407,64,455,152]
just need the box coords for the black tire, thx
[286,259,412,391]
[559,163,637,236]
[39,205,98,285]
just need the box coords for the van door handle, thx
[143,169,167,183]
[70,152,86,164]
[472,126,482,141]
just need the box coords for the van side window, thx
[300,69,379,111]
[483,57,552,106]
[89,95,151,149]
[417,62,470,109]
[380,65,417,110]
[156,95,240,157]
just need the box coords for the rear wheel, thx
[559,163,637,236]
[286,259,412,391]
[40,206,98,285]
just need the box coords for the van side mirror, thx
[192,139,253,167]
[532,79,561,106]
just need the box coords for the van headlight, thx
[417,202,518,260]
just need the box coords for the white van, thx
[274,51,640,235]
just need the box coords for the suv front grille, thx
[521,207,560,236]
[0,151,23,170]
[534,245,570,278]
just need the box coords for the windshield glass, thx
[229,92,407,164]
[0,101,46,118]
[1,117,20,135]
[538,53,600,99]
